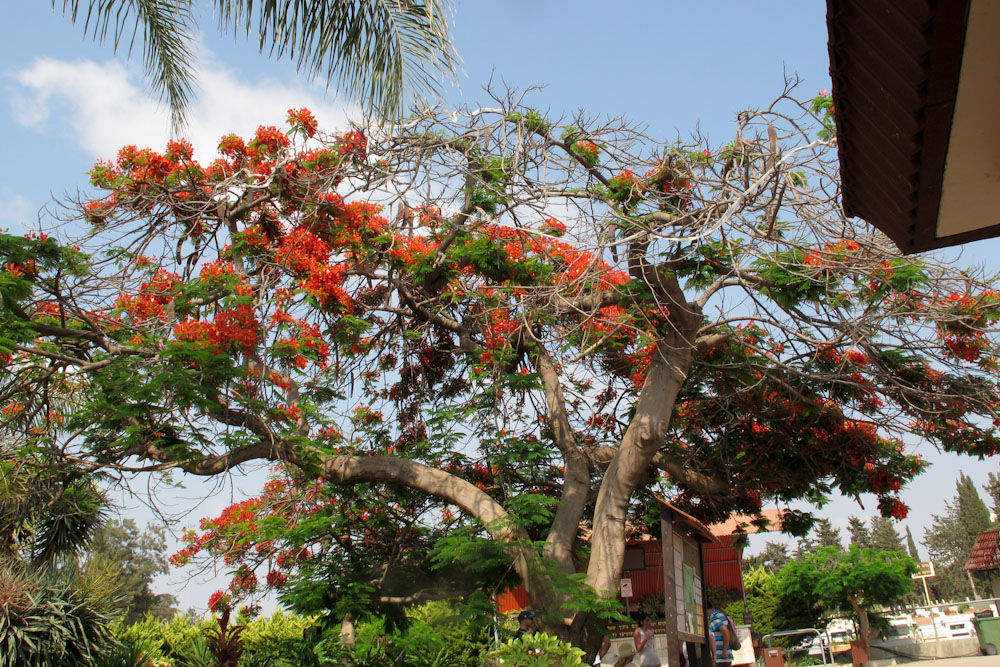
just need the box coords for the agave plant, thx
[0,562,119,666]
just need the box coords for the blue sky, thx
[3,1,998,609]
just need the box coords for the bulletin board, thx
[673,530,704,639]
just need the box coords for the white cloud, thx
[0,192,35,230]
[11,54,353,163]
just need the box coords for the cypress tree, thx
[985,472,1000,523]
[847,516,872,549]
[871,516,905,552]
[957,473,992,543]
[924,473,992,600]
[905,525,921,562]
[814,518,843,551]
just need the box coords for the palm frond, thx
[213,0,457,119]
[32,480,109,567]
[52,0,198,129]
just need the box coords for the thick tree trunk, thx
[535,347,592,577]
[340,612,356,646]
[584,335,695,603]
[315,454,565,613]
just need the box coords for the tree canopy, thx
[2,86,1000,645]
[87,519,177,623]
[776,545,916,650]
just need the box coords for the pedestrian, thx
[632,614,661,666]
[708,595,734,667]
[593,636,611,665]
[513,610,535,641]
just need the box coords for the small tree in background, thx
[86,519,177,623]
[984,471,1000,521]
[905,526,921,562]
[794,517,841,557]
[744,542,792,574]
[814,518,844,551]
[777,546,917,653]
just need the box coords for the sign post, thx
[912,561,936,607]
[620,577,633,615]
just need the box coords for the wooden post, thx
[700,539,713,667]
[969,571,980,599]
[661,507,680,667]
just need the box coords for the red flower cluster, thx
[165,138,194,162]
[116,269,181,324]
[208,590,231,614]
[174,304,259,354]
[287,108,318,137]
[301,264,351,311]
[248,125,291,157]
[338,131,367,160]
[218,134,246,157]
[276,227,331,273]
[539,217,567,237]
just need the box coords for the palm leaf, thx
[213,0,457,119]
[32,480,109,566]
[52,0,197,129]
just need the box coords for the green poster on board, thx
[683,563,696,632]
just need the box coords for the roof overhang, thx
[828,0,1000,253]
[657,498,721,545]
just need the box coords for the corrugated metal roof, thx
[964,529,1000,571]
[703,536,743,592]
[827,0,990,253]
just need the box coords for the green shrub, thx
[111,614,210,665]
[484,632,584,667]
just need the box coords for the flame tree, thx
[2,86,1000,647]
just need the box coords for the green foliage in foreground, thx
[108,601,494,666]
[484,632,585,667]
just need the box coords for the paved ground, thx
[873,657,1000,666]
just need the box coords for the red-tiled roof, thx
[964,529,1000,571]
[708,509,785,537]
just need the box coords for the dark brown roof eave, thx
[827,0,977,254]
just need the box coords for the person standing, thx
[513,610,535,641]
[708,599,734,667]
[593,636,611,666]
[633,614,661,666]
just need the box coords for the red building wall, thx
[496,538,743,614]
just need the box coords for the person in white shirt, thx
[633,614,661,666]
